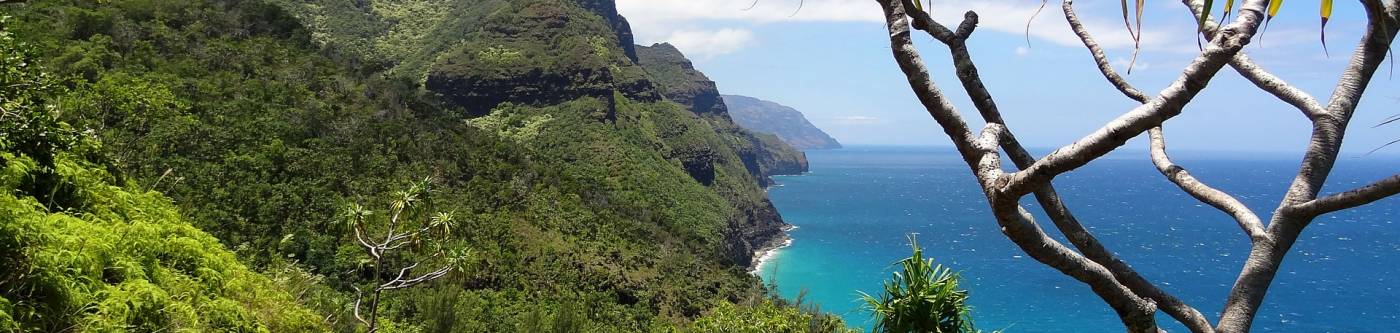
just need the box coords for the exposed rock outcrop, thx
[634,42,810,183]
[635,43,730,117]
[424,0,659,117]
[574,0,639,62]
[423,0,793,267]
[631,42,807,266]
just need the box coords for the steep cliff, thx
[635,43,810,187]
[575,0,639,62]
[273,0,790,264]
[634,43,728,116]
[7,0,853,329]
[725,94,843,150]
[423,1,660,117]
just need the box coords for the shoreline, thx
[750,170,807,275]
[748,225,797,275]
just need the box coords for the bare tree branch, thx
[879,2,1163,331]
[879,0,1400,331]
[1002,0,1271,196]
[874,0,981,164]
[1064,0,1149,104]
[1183,0,1328,120]
[351,286,372,327]
[1293,173,1400,216]
[1150,128,1267,240]
[1067,5,1269,243]
[353,218,380,259]
[383,224,432,250]
[904,3,1217,331]
[1219,2,1399,331]
[381,266,452,291]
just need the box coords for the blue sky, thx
[616,0,1400,156]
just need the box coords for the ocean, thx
[756,146,1400,332]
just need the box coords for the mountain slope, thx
[3,0,851,331]
[724,95,843,150]
[0,22,322,332]
[416,0,789,268]
[635,43,809,184]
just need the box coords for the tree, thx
[343,179,469,333]
[860,235,979,333]
[872,0,1400,332]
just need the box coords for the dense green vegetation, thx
[634,43,808,187]
[0,19,323,331]
[1,0,848,331]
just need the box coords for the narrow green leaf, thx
[1219,0,1236,24]
[1199,0,1214,33]
[1321,0,1333,56]
[1195,0,1213,51]
[1260,0,1283,44]
[1120,0,1132,34]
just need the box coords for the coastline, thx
[748,225,796,274]
[750,171,806,275]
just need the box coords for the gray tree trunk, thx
[872,0,1400,331]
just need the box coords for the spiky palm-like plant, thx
[860,235,977,333]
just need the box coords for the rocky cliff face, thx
[416,0,793,267]
[574,0,639,62]
[724,95,843,150]
[635,43,729,117]
[635,42,810,187]
[423,1,659,117]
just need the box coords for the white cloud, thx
[618,0,881,25]
[1015,45,1030,56]
[1112,56,1151,72]
[830,115,883,125]
[617,0,1195,52]
[662,28,757,59]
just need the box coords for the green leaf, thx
[1259,0,1284,43]
[1199,0,1215,34]
[1321,0,1333,56]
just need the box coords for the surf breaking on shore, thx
[748,225,797,274]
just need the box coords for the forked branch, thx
[1149,128,1267,240]
[1003,1,1270,195]
[1183,0,1328,119]
[1064,0,1149,103]
[1066,0,1267,243]
[1292,174,1400,216]
[908,2,1219,331]
[343,181,465,333]
[880,1,1167,331]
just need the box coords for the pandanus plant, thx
[860,235,980,333]
[344,178,471,333]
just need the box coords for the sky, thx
[616,0,1400,157]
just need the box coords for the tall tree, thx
[872,0,1399,332]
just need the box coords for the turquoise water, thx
[758,146,1400,332]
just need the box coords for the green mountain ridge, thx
[724,95,842,150]
[1,0,850,331]
[634,42,808,186]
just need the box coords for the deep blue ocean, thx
[757,146,1399,332]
